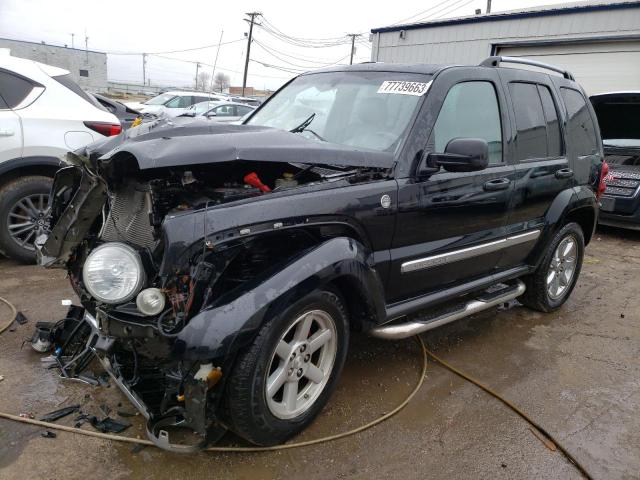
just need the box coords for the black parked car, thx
[91,93,140,129]
[590,92,640,230]
[36,57,606,451]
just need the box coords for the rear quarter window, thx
[0,70,35,109]
[53,74,98,107]
[560,87,598,156]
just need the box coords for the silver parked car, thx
[181,101,256,123]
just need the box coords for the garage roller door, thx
[496,41,640,95]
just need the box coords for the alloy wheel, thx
[7,193,50,252]
[265,309,338,420]
[547,235,577,300]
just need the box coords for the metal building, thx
[370,0,640,94]
[0,37,108,92]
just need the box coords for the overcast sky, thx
[0,0,576,91]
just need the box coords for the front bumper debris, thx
[35,307,226,452]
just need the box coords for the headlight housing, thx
[82,243,145,304]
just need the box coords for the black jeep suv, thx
[37,56,605,451]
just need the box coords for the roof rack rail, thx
[480,56,575,81]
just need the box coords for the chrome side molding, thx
[401,230,540,274]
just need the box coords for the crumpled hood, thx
[79,117,394,170]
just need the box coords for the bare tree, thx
[195,71,211,91]
[213,72,231,92]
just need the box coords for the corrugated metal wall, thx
[372,6,640,65]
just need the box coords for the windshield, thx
[246,71,431,152]
[144,93,176,105]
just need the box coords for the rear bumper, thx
[599,209,640,230]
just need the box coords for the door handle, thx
[555,168,574,179]
[483,178,511,191]
[0,129,14,136]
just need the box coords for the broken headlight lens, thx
[82,242,145,304]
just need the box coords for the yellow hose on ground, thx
[424,348,593,480]
[0,296,591,479]
[0,296,17,336]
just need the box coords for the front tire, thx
[0,176,52,263]
[520,222,584,312]
[226,289,349,446]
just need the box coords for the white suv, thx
[0,50,121,262]
[125,91,227,118]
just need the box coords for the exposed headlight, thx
[136,288,166,316]
[82,243,145,304]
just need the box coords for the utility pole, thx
[84,31,89,62]
[210,30,224,92]
[142,53,147,86]
[195,62,200,89]
[347,34,360,65]
[242,12,261,96]
[70,33,75,48]
[486,0,492,13]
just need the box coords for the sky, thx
[0,0,578,91]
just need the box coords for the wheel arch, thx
[0,156,63,188]
[172,237,386,362]
[563,206,596,245]
[532,186,596,270]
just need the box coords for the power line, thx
[258,18,352,49]
[260,16,352,45]
[250,58,306,74]
[411,0,471,23]
[106,38,245,56]
[253,39,350,69]
[253,38,353,65]
[389,0,461,25]
[149,53,293,80]
[431,0,476,19]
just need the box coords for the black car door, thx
[495,69,573,269]
[387,67,516,303]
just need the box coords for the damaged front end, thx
[36,120,391,451]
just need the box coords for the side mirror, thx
[206,111,217,117]
[423,138,489,174]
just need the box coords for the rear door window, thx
[560,87,598,156]
[537,85,563,157]
[431,81,503,165]
[237,105,253,116]
[0,70,35,109]
[509,82,548,161]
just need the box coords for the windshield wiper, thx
[290,113,315,133]
[289,113,327,141]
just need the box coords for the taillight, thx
[84,121,122,137]
[597,160,609,199]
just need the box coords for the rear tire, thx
[0,176,52,263]
[226,289,349,446]
[520,222,584,312]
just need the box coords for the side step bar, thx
[370,280,525,340]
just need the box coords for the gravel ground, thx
[0,226,639,479]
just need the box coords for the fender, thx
[172,237,386,361]
[158,177,399,276]
[0,155,64,179]
[530,185,597,267]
